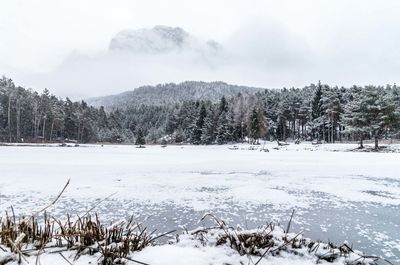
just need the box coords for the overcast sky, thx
[1,0,400,99]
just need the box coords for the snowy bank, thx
[0,213,384,265]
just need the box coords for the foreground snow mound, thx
[0,213,384,265]
[135,216,379,265]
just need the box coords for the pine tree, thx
[215,112,230,144]
[219,96,228,113]
[344,87,399,149]
[232,93,248,142]
[311,81,323,120]
[191,103,207,144]
[321,88,342,143]
[201,113,215,144]
[276,99,291,141]
[249,107,264,144]
[135,128,146,145]
[311,81,324,140]
[362,87,398,149]
[298,104,311,139]
[343,92,368,148]
[64,98,77,140]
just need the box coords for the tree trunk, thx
[331,114,335,143]
[7,96,11,143]
[298,120,301,139]
[292,120,296,139]
[80,124,85,143]
[33,113,36,138]
[241,123,244,143]
[77,120,81,142]
[283,121,286,141]
[359,134,364,149]
[42,118,46,143]
[374,135,379,150]
[50,120,55,142]
[327,125,330,143]
[35,118,39,139]
[16,99,21,142]
[36,118,40,140]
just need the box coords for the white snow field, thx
[0,142,399,264]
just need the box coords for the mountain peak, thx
[108,25,219,55]
[109,25,192,53]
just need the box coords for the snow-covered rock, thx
[109,25,220,55]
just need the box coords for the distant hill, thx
[86,81,264,109]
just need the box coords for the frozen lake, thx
[0,143,399,263]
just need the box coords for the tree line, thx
[1,76,399,148]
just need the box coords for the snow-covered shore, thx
[0,214,381,265]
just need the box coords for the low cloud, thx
[15,21,400,99]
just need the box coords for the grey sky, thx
[1,0,400,98]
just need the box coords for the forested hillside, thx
[87,81,263,109]
[1,76,399,148]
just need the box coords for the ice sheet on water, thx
[0,143,399,262]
